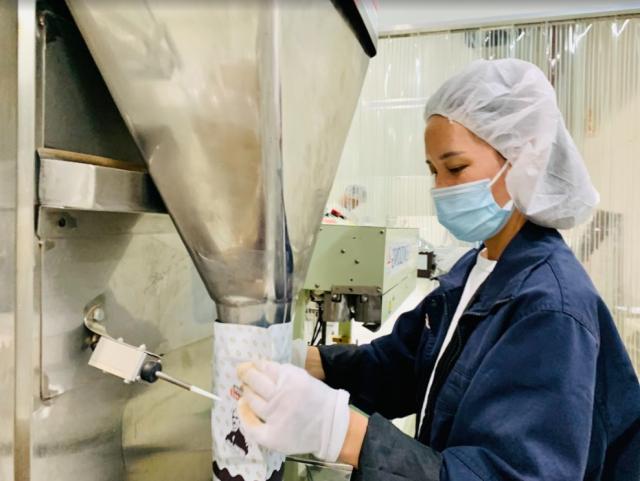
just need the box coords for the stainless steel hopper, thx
[65,0,375,326]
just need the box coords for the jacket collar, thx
[436,221,562,315]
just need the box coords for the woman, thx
[236,59,640,480]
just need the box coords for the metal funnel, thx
[65,0,374,325]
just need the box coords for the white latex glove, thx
[290,338,308,369]
[236,360,350,462]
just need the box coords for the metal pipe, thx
[155,372,221,402]
[155,371,190,391]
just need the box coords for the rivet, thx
[92,307,105,322]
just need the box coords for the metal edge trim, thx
[15,0,37,478]
[37,147,147,173]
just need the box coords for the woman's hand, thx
[236,360,364,464]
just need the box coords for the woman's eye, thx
[448,165,467,174]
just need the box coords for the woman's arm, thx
[305,346,325,381]
[340,412,442,480]
[315,303,427,419]
[337,309,598,481]
[338,410,368,468]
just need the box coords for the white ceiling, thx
[376,0,640,34]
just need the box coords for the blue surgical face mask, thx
[431,162,514,242]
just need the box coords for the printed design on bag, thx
[212,461,245,481]
[225,410,249,455]
[229,383,243,401]
[212,462,284,481]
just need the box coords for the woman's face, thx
[424,115,511,207]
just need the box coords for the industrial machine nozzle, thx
[88,336,220,402]
[140,359,221,402]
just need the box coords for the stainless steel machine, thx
[300,225,419,344]
[0,1,376,479]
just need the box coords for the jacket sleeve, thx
[318,301,427,419]
[351,309,598,481]
[352,413,442,481]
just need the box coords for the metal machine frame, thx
[1,2,375,480]
[2,3,217,479]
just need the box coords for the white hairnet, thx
[424,58,599,229]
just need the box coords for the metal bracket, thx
[82,294,160,360]
[83,295,108,337]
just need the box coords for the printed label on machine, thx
[386,242,413,275]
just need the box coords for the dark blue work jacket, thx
[319,221,640,481]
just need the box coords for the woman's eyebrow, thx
[440,151,465,160]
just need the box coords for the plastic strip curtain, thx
[329,14,640,375]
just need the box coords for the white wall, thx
[377,0,640,33]
[329,13,640,373]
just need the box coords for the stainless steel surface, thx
[320,292,383,326]
[35,207,214,393]
[38,2,144,164]
[5,1,371,478]
[32,207,215,480]
[38,155,165,213]
[284,456,352,481]
[83,296,108,338]
[353,294,382,329]
[322,295,351,324]
[0,2,18,478]
[15,1,38,479]
[121,338,213,481]
[286,456,352,473]
[65,0,371,326]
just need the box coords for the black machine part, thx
[140,360,163,383]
